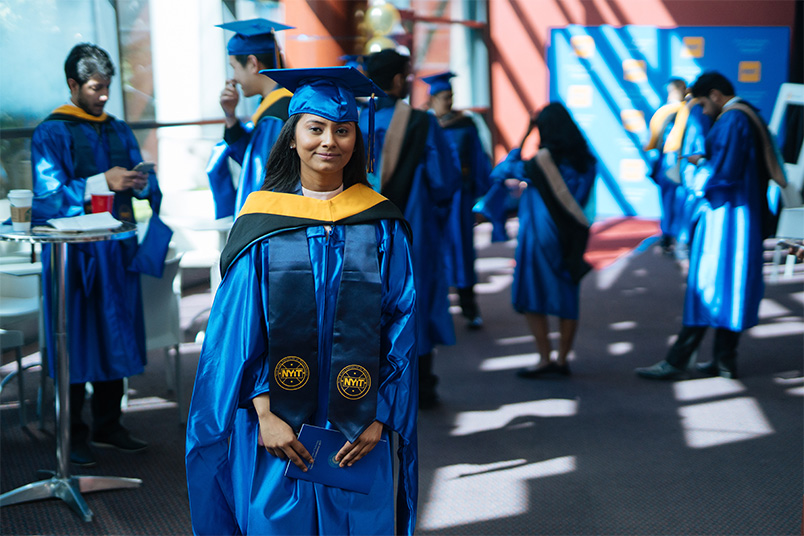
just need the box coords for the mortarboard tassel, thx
[367,93,376,174]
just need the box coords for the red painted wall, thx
[488,0,798,160]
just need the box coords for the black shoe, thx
[635,361,687,380]
[70,440,97,467]
[696,361,739,379]
[91,428,148,452]
[517,362,571,379]
[466,316,483,331]
[696,361,720,377]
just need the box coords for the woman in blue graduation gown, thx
[186,67,418,536]
[483,103,596,377]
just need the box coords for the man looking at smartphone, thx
[636,71,787,381]
[31,43,166,466]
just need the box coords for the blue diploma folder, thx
[283,424,385,494]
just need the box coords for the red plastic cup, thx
[91,192,115,214]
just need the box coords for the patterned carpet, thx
[2,217,801,535]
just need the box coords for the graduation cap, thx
[421,71,456,96]
[216,18,293,64]
[339,54,365,71]
[260,66,387,172]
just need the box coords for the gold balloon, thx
[365,2,400,36]
[364,36,396,54]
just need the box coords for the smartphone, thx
[777,239,802,252]
[132,161,156,173]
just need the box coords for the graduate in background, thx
[31,43,168,466]
[480,103,596,378]
[637,71,787,381]
[186,67,418,536]
[645,78,688,256]
[423,71,492,330]
[206,18,293,219]
[661,94,712,275]
[360,49,461,409]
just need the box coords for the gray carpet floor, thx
[1,222,802,535]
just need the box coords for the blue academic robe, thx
[648,105,687,239]
[676,104,712,248]
[359,103,460,354]
[684,100,768,331]
[31,114,163,383]
[186,188,418,535]
[441,116,492,288]
[206,100,285,219]
[487,149,595,319]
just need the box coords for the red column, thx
[283,0,363,68]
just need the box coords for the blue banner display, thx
[547,25,790,218]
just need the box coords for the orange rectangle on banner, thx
[622,59,647,82]
[567,85,593,108]
[621,110,646,132]
[738,61,761,82]
[681,37,704,58]
[570,35,595,58]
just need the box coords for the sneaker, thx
[635,361,687,381]
[466,316,483,331]
[70,440,97,467]
[91,428,148,452]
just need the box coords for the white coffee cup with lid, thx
[8,189,33,232]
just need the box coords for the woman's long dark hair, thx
[536,102,596,174]
[261,114,370,193]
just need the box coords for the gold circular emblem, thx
[336,365,371,400]
[274,356,309,391]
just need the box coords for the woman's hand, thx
[334,421,384,468]
[253,394,313,471]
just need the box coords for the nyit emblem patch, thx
[275,356,309,390]
[337,365,371,400]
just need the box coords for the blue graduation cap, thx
[339,54,365,71]
[216,18,293,58]
[421,71,456,95]
[260,66,387,172]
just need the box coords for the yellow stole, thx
[250,87,292,125]
[50,104,109,122]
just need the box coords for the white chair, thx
[768,83,804,281]
[140,254,185,423]
[0,328,31,427]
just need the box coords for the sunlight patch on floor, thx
[673,377,746,402]
[608,341,633,355]
[494,335,536,346]
[121,396,177,413]
[748,320,804,338]
[678,397,773,449]
[480,353,538,370]
[452,399,578,436]
[420,456,576,530]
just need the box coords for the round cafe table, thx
[0,222,142,522]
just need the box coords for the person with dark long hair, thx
[479,102,596,377]
[186,67,419,535]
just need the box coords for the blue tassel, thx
[368,93,376,174]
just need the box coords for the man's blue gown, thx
[684,101,772,331]
[206,89,289,219]
[359,102,461,354]
[440,115,492,289]
[31,108,164,383]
